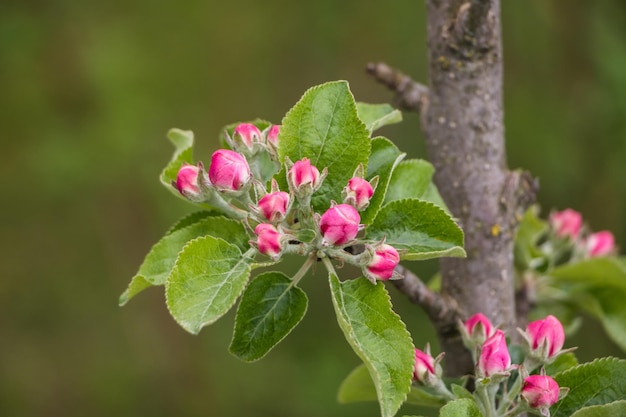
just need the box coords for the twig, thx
[392,265,460,324]
[366,62,429,113]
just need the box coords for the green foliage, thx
[551,357,626,417]
[367,199,465,260]
[329,274,414,417]
[230,272,308,362]
[362,137,406,225]
[119,213,249,305]
[514,206,626,353]
[356,102,403,133]
[569,401,626,417]
[338,364,446,409]
[165,236,252,334]
[278,81,371,212]
[384,160,434,203]
[160,128,194,199]
[550,258,626,351]
[544,352,579,376]
[121,81,469,417]
[438,399,482,417]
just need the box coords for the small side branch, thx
[366,62,429,113]
[392,265,460,324]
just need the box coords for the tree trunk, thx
[421,0,518,376]
[368,0,536,377]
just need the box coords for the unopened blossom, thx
[477,330,511,377]
[343,177,374,211]
[254,224,282,259]
[266,125,280,147]
[287,158,321,192]
[319,204,361,246]
[413,348,436,384]
[208,149,251,192]
[464,313,495,346]
[521,375,561,410]
[550,209,582,239]
[365,244,399,281]
[175,164,201,199]
[233,123,263,150]
[526,315,565,360]
[585,231,615,257]
[257,191,290,222]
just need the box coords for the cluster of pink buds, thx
[548,208,616,258]
[174,123,401,283]
[440,313,570,416]
[226,123,282,156]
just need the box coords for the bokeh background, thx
[1,1,624,416]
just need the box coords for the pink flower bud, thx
[366,244,400,280]
[254,223,282,259]
[585,231,615,257]
[464,313,495,345]
[521,375,560,409]
[526,315,565,359]
[413,348,436,383]
[288,158,321,192]
[208,149,251,192]
[233,123,262,150]
[343,177,374,211]
[478,330,511,377]
[175,164,201,198]
[267,125,280,146]
[550,209,582,239]
[319,204,361,246]
[257,191,290,222]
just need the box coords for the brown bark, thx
[369,0,536,377]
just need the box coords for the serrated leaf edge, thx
[329,275,414,417]
[229,272,308,362]
[165,235,251,334]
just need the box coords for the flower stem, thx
[289,254,317,289]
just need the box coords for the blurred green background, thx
[1,1,624,416]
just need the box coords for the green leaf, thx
[119,215,250,305]
[118,275,152,307]
[551,357,626,417]
[160,128,194,198]
[585,287,626,352]
[230,272,308,362]
[439,398,482,417]
[338,364,445,409]
[544,352,579,376]
[329,275,414,417]
[166,236,252,334]
[361,137,406,225]
[550,257,626,291]
[356,102,403,133]
[165,210,221,235]
[406,387,448,408]
[367,199,466,261]
[450,384,473,401]
[420,182,451,214]
[384,160,434,203]
[569,401,626,417]
[278,81,371,212]
[550,258,626,351]
[513,206,548,271]
[338,364,379,403]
